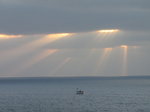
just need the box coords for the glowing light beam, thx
[51,57,72,75]
[0,34,23,39]
[46,33,72,39]
[121,45,128,76]
[95,48,113,73]
[10,49,58,75]
[98,29,120,33]
[0,33,73,62]
[95,29,120,42]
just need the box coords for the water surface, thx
[0,76,150,112]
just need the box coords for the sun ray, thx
[97,29,120,33]
[25,49,58,68]
[50,57,72,75]
[120,45,128,76]
[95,32,109,41]
[10,49,58,75]
[0,33,73,62]
[95,29,121,42]
[45,33,72,39]
[23,33,72,52]
[0,34,23,39]
[95,48,113,73]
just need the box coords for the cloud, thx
[0,0,150,34]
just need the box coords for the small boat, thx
[76,88,84,95]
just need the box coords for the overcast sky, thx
[0,0,150,77]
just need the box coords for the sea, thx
[0,76,150,112]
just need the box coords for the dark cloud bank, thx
[0,0,150,34]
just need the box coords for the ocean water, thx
[0,76,150,112]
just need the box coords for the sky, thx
[0,0,150,77]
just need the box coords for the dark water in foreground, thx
[0,76,150,112]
